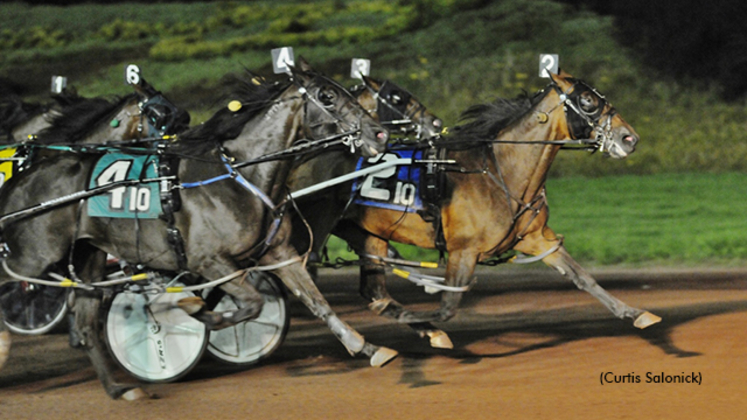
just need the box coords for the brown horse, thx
[287,75,442,259]
[336,71,660,348]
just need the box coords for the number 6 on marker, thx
[125,64,141,86]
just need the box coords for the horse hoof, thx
[370,346,398,367]
[121,387,150,401]
[427,330,453,349]
[0,330,10,369]
[368,298,393,315]
[177,296,206,315]
[634,311,662,329]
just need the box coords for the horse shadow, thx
[242,296,747,388]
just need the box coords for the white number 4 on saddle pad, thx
[88,153,162,219]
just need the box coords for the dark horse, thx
[0,63,389,400]
[0,80,189,334]
[314,71,659,348]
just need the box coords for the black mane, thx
[438,89,549,148]
[34,94,136,145]
[0,96,50,136]
[174,72,290,156]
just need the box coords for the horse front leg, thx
[352,231,453,349]
[265,247,398,367]
[514,228,661,329]
[71,246,149,400]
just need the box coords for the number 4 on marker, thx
[272,47,295,74]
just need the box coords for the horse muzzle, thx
[603,133,638,159]
[359,127,388,157]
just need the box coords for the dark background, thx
[11,0,747,100]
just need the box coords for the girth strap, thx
[158,155,188,271]
[417,146,448,254]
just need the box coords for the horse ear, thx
[361,75,380,90]
[548,70,568,87]
[296,56,313,72]
[132,78,158,99]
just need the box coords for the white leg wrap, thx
[327,315,365,354]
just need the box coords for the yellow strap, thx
[166,286,184,293]
[131,273,149,281]
[392,268,411,279]
[59,278,78,288]
[420,261,439,269]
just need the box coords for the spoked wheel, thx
[105,283,208,383]
[0,282,69,335]
[206,272,289,365]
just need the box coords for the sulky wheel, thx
[206,272,289,365]
[105,283,208,383]
[0,282,69,335]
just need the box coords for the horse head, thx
[132,78,191,137]
[33,79,189,145]
[290,58,388,157]
[549,71,639,159]
[354,75,443,141]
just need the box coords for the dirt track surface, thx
[2,267,747,419]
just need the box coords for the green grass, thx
[1,1,746,268]
[546,172,747,267]
[324,172,747,268]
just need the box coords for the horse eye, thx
[579,93,598,112]
[318,90,336,108]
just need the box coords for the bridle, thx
[355,79,435,141]
[549,78,617,153]
[292,73,372,154]
[138,93,184,138]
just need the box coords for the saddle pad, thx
[0,147,16,189]
[352,149,425,213]
[88,153,162,219]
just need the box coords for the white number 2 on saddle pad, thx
[88,153,162,219]
[353,150,425,213]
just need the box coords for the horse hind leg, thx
[375,248,479,346]
[346,230,453,349]
[361,262,454,349]
[178,266,264,330]
[0,315,9,370]
[0,272,10,369]
[71,245,150,400]
[515,231,661,328]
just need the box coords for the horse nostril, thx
[623,135,637,146]
[377,131,388,142]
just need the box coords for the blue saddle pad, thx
[352,149,425,213]
[88,153,162,219]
